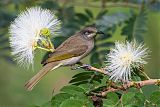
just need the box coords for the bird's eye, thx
[84,31,90,35]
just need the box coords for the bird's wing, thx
[43,45,88,64]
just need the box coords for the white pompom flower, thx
[9,7,61,68]
[106,41,149,82]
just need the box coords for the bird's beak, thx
[96,31,105,35]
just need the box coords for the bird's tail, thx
[25,62,62,91]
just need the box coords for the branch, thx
[88,66,111,76]
[100,79,160,97]
[75,62,110,76]
[77,64,160,97]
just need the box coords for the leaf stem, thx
[141,71,151,80]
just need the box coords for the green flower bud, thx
[40,28,50,36]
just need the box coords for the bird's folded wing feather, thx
[44,45,88,63]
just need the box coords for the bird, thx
[24,25,104,91]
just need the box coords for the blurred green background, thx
[0,0,160,106]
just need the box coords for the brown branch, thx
[88,66,110,76]
[79,65,160,97]
[100,79,160,97]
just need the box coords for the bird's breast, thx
[62,56,82,66]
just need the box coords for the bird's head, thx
[80,24,104,40]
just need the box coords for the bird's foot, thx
[71,64,92,71]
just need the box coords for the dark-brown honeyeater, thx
[25,25,104,91]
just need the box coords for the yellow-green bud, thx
[40,28,50,36]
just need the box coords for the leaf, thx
[85,9,93,18]
[51,93,72,107]
[72,72,94,78]
[96,9,108,19]
[150,91,160,105]
[70,71,103,87]
[122,92,135,105]
[133,92,146,106]
[70,76,92,84]
[107,92,119,103]
[72,81,89,86]
[60,99,85,107]
[60,85,85,95]
[103,92,119,106]
[70,72,94,84]
[103,99,115,107]
[121,8,148,42]
[76,13,89,23]
[96,12,131,32]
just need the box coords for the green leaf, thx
[133,92,146,106]
[70,70,103,87]
[124,104,135,107]
[60,85,85,95]
[107,92,119,103]
[85,9,93,18]
[96,12,131,32]
[51,93,72,107]
[122,92,135,105]
[70,72,94,85]
[96,10,108,19]
[150,91,160,105]
[103,99,115,107]
[72,72,94,78]
[103,92,119,106]
[70,76,92,84]
[76,13,89,23]
[60,99,85,107]
[122,8,148,42]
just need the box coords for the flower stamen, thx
[106,41,149,82]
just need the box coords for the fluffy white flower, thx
[106,41,149,82]
[9,7,61,68]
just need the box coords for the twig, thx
[100,79,160,97]
[75,62,110,76]
[141,71,151,80]
[75,64,127,83]
[76,64,160,97]
[88,66,111,76]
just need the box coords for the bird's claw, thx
[71,64,92,71]
[80,64,92,70]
